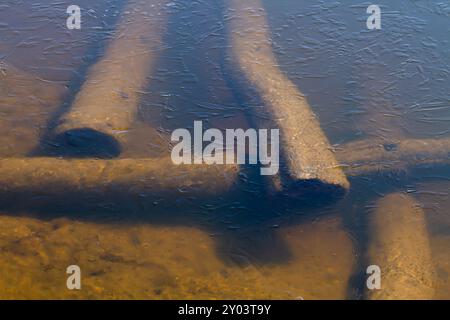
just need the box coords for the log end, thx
[281,178,348,202]
[47,128,121,158]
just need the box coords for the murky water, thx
[0,0,449,299]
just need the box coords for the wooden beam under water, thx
[0,136,448,197]
[335,137,450,176]
[226,0,350,193]
[0,157,238,197]
[366,192,436,299]
[54,0,169,155]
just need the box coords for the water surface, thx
[0,0,449,299]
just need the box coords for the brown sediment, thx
[226,0,349,193]
[0,157,238,197]
[430,235,450,299]
[335,137,450,176]
[0,62,65,156]
[54,0,169,153]
[366,193,435,300]
[0,214,354,299]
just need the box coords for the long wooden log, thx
[54,0,168,157]
[0,136,448,196]
[0,157,238,197]
[335,137,450,176]
[226,0,350,193]
[366,193,435,299]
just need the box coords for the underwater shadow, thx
[0,160,345,267]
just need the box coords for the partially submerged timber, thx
[53,0,169,157]
[226,0,349,195]
[366,193,436,299]
[0,157,238,201]
[0,135,449,206]
[335,137,450,176]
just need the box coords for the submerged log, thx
[366,192,435,299]
[0,157,238,197]
[335,137,450,176]
[226,0,350,195]
[0,136,448,198]
[54,0,168,157]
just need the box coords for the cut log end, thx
[48,128,121,159]
[275,177,348,202]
